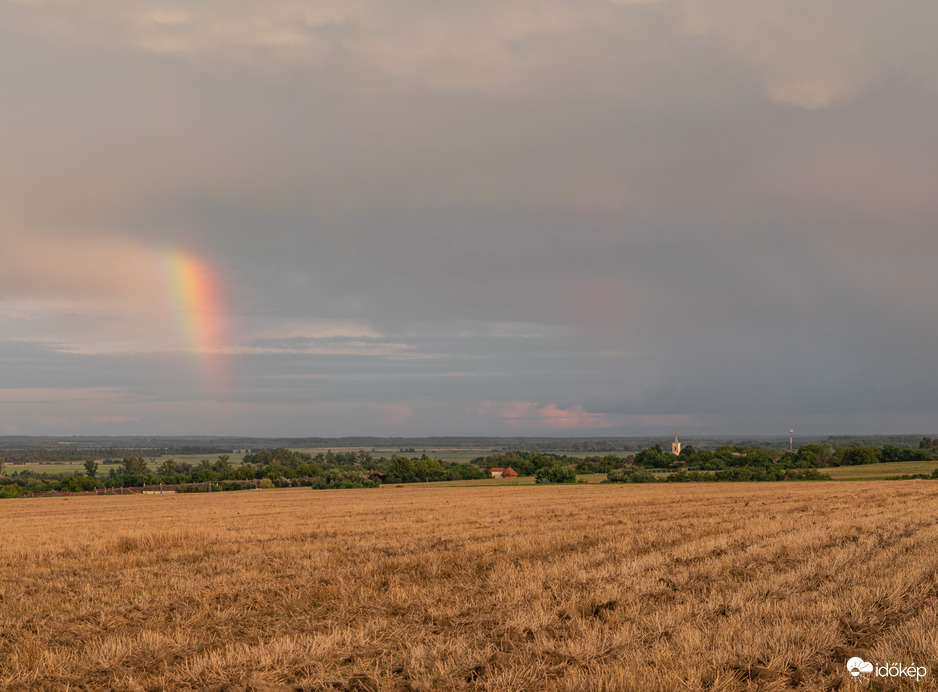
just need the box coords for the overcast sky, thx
[2,0,937,437]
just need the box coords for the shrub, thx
[59,474,96,492]
[312,470,379,489]
[783,468,832,481]
[0,484,20,498]
[666,470,716,483]
[664,467,832,483]
[535,464,577,484]
[837,447,882,466]
[605,467,657,483]
[176,484,209,493]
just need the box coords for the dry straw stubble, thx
[2,482,938,690]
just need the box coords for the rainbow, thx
[161,250,229,388]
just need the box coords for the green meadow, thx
[823,459,938,480]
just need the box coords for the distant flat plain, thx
[2,482,938,690]
[6,450,938,482]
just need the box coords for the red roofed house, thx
[487,467,519,479]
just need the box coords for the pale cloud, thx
[38,415,78,429]
[234,321,418,357]
[0,387,135,403]
[126,3,354,67]
[5,0,936,106]
[5,1,364,67]
[349,4,619,92]
[249,320,382,341]
[138,9,189,27]
[238,337,415,358]
[676,0,936,110]
[376,403,413,427]
[1,227,161,302]
[764,71,865,112]
[491,401,615,430]
[0,226,233,355]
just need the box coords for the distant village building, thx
[671,434,681,456]
[486,467,519,479]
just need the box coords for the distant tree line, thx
[0,446,239,463]
[600,439,938,484]
[0,448,494,497]
[3,439,938,497]
[0,448,177,463]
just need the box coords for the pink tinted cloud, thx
[376,404,414,427]
[2,227,162,303]
[495,401,614,430]
[39,416,78,430]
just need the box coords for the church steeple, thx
[671,434,681,455]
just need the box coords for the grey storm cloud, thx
[1,0,938,435]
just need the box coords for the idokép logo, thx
[846,657,873,677]
[846,657,927,682]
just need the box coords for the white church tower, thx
[671,434,681,455]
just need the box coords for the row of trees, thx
[4,440,938,497]
[0,449,498,496]
[606,442,938,471]
[471,451,573,476]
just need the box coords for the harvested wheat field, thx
[2,482,938,691]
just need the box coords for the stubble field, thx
[2,482,937,691]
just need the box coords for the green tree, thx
[385,457,415,483]
[192,468,219,483]
[213,455,232,474]
[634,445,670,468]
[535,464,577,484]
[157,458,179,476]
[122,456,147,475]
[84,460,98,479]
[312,469,379,489]
[606,467,656,483]
[840,447,881,466]
[449,463,487,481]
[576,460,600,474]
[249,449,273,466]
[294,463,323,478]
[795,443,828,466]
[61,474,95,492]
